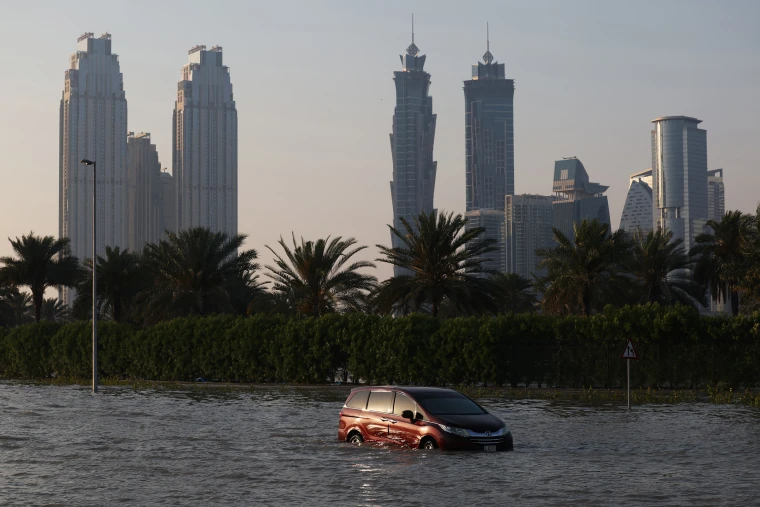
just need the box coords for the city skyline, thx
[1,1,758,282]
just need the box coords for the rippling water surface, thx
[1,382,759,506]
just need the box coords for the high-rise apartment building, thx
[173,45,238,236]
[551,158,610,241]
[465,209,506,273]
[389,31,437,275]
[160,171,176,239]
[59,32,128,304]
[651,116,708,251]
[707,169,725,222]
[505,194,554,279]
[464,31,515,212]
[127,132,162,251]
[619,169,654,234]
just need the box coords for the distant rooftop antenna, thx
[483,22,494,64]
[406,13,420,56]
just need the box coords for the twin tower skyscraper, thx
[389,25,514,275]
[58,33,237,304]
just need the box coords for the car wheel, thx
[420,437,438,450]
[348,432,364,445]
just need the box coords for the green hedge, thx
[1,305,759,388]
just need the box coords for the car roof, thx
[350,386,459,395]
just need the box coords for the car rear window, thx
[345,390,369,409]
[366,391,393,413]
[416,394,485,415]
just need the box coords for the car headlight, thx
[438,425,470,438]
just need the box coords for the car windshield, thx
[416,394,485,415]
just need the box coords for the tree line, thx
[1,206,759,329]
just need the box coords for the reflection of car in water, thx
[338,386,513,451]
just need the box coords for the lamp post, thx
[81,159,98,393]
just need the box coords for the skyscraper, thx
[651,116,708,251]
[174,45,238,236]
[127,132,162,251]
[551,158,610,241]
[389,26,437,275]
[465,209,506,273]
[464,26,515,212]
[59,32,128,304]
[160,170,176,240]
[619,169,654,234]
[505,194,554,279]
[707,169,725,222]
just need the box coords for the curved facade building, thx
[651,116,708,250]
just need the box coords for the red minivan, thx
[338,386,513,451]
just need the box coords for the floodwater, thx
[1,383,758,506]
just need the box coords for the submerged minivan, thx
[338,386,513,451]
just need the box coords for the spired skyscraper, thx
[651,116,708,251]
[173,45,238,236]
[464,26,515,212]
[59,32,128,304]
[389,26,437,275]
[463,26,514,274]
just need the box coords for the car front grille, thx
[469,436,506,446]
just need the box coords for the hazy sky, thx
[1,0,759,281]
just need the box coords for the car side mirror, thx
[401,410,415,421]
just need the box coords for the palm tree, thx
[738,206,760,312]
[629,227,702,307]
[138,227,259,322]
[537,219,633,316]
[74,246,142,322]
[489,273,537,313]
[266,235,376,316]
[40,298,72,323]
[374,210,497,317]
[0,233,79,322]
[4,290,33,327]
[0,284,23,327]
[692,211,752,315]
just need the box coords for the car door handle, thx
[389,420,397,424]
[381,417,390,422]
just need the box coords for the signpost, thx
[621,339,638,410]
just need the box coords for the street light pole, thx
[81,159,98,393]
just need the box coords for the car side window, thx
[345,390,369,409]
[392,393,416,416]
[366,391,393,413]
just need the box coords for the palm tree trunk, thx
[33,291,42,323]
[582,289,591,317]
[113,296,121,322]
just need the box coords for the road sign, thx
[621,339,638,360]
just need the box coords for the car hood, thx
[431,413,505,433]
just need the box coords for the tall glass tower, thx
[464,28,514,212]
[173,45,238,237]
[651,116,708,251]
[389,27,437,275]
[59,32,128,305]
